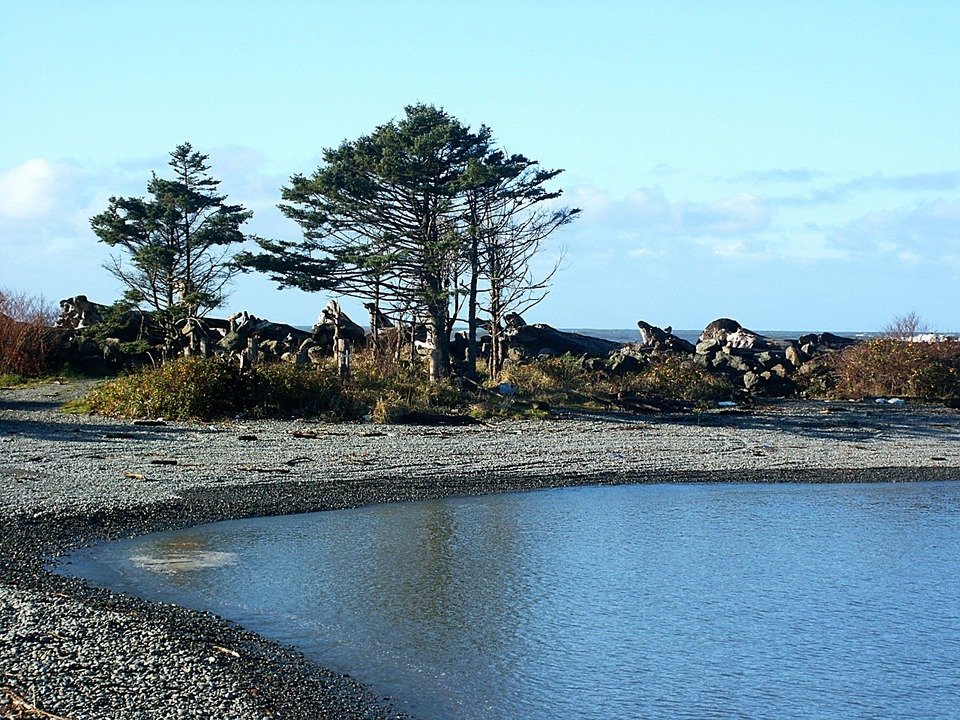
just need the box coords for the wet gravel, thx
[2,379,959,719]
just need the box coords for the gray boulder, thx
[637,320,696,353]
[699,318,789,351]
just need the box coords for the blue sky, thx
[1,0,958,332]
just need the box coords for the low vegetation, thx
[829,338,960,400]
[76,351,740,422]
[79,355,468,422]
[501,354,735,409]
[610,356,736,405]
[0,288,60,378]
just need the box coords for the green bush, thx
[501,354,591,395]
[616,356,736,404]
[830,339,960,399]
[84,357,244,419]
[80,354,466,421]
[500,353,735,407]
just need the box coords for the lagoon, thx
[60,481,960,719]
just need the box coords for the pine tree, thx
[91,143,252,344]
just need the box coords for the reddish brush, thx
[0,288,60,377]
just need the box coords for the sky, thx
[1,0,958,332]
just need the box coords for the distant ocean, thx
[564,328,881,346]
[299,325,882,345]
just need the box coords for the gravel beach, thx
[2,379,959,719]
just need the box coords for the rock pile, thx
[49,297,860,399]
[604,318,859,397]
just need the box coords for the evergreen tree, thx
[239,105,578,381]
[91,143,252,343]
[241,104,491,380]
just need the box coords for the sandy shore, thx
[2,379,959,719]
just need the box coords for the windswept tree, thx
[241,104,491,380]
[463,151,579,376]
[240,104,578,381]
[91,143,252,343]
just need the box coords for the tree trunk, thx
[466,232,479,377]
[490,292,503,379]
[427,302,450,382]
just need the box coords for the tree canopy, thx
[91,143,252,338]
[237,104,578,380]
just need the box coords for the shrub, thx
[831,339,960,399]
[84,357,244,419]
[615,356,736,404]
[884,311,929,340]
[250,362,371,420]
[501,354,591,395]
[80,353,460,421]
[0,288,60,377]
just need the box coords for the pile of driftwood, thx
[53,296,364,374]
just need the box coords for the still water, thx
[60,482,960,719]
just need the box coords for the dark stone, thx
[700,318,743,343]
[312,301,366,346]
[636,320,696,353]
[504,323,622,361]
[607,350,645,374]
[785,345,808,368]
[695,339,721,355]
[699,318,789,351]
[504,313,527,328]
[797,332,858,350]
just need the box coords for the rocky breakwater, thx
[492,314,859,399]
[606,318,859,398]
[692,319,858,397]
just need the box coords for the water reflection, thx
[129,535,238,580]
[60,481,960,720]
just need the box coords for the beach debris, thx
[718,401,738,408]
[123,472,147,480]
[290,430,321,439]
[237,434,258,441]
[211,644,240,659]
[148,459,178,466]
[284,456,313,466]
[503,318,621,362]
[240,466,291,474]
[1,687,73,720]
[887,398,906,405]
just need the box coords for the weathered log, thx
[505,322,622,361]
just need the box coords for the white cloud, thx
[562,184,772,257]
[0,159,59,218]
[561,180,960,269]
[831,199,960,261]
[682,193,769,236]
[707,239,747,257]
